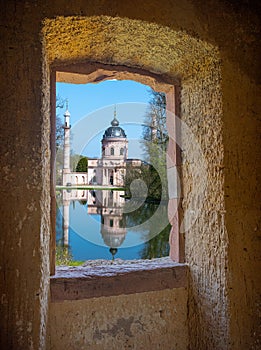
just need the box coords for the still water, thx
[56,189,170,263]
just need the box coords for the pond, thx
[56,189,170,263]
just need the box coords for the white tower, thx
[62,100,71,186]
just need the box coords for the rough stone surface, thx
[48,288,188,350]
[0,1,260,350]
[50,258,187,301]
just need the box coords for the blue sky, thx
[56,80,153,158]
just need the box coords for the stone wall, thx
[48,288,188,350]
[0,1,260,349]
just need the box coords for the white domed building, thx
[62,107,141,188]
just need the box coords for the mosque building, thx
[60,104,142,257]
[62,105,141,187]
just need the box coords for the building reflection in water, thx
[62,188,126,259]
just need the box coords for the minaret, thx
[63,100,71,186]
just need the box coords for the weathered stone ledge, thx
[50,257,188,302]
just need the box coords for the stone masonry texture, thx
[0,1,260,349]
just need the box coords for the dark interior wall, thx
[0,1,260,349]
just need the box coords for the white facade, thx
[63,172,88,186]
[62,110,141,187]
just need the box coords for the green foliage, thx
[125,200,158,228]
[125,90,170,259]
[76,156,88,172]
[55,245,84,266]
[124,198,170,259]
[141,91,168,201]
[140,223,170,259]
[55,245,73,265]
[125,91,168,201]
[125,163,164,202]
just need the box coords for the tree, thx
[139,91,170,258]
[124,91,168,202]
[76,157,88,172]
[56,95,66,150]
[55,96,66,184]
[140,204,170,259]
[142,91,168,200]
[143,91,167,147]
[140,224,170,259]
[125,162,162,202]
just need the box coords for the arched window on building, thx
[110,147,114,155]
[120,147,124,156]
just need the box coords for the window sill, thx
[50,257,188,302]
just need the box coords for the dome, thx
[103,117,126,139]
[102,232,126,248]
[111,117,119,127]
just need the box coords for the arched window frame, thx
[50,62,183,284]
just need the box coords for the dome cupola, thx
[111,116,119,127]
[102,108,126,139]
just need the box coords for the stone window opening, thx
[50,63,184,297]
[51,66,182,266]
